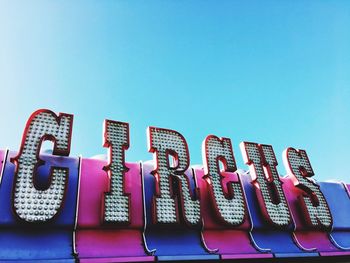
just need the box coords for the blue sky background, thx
[0,1,349,182]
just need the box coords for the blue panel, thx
[0,152,79,260]
[240,173,265,229]
[331,231,350,248]
[274,252,319,258]
[319,182,350,248]
[0,229,74,261]
[319,182,350,230]
[240,173,317,257]
[142,162,218,261]
[145,227,215,256]
[251,230,318,257]
[143,163,156,227]
[158,255,219,261]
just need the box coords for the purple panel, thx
[319,182,350,248]
[320,251,350,257]
[142,161,219,261]
[77,229,153,260]
[0,150,5,175]
[0,151,78,261]
[222,253,273,260]
[241,173,319,257]
[76,158,108,227]
[76,158,153,262]
[319,182,350,230]
[282,177,349,255]
[80,256,154,263]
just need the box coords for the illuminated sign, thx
[0,109,349,262]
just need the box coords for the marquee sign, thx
[0,109,350,262]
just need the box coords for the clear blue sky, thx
[0,1,349,182]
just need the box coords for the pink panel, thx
[194,167,271,258]
[282,176,345,254]
[77,159,143,228]
[76,158,153,261]
[125,162,145,228]
[222,253,273,259]
[320,251,350,257]
[77,158,109,227]
[80,256,154,263]
[281,177,306,231]
[77,229,150,258]
[295,231,343,251]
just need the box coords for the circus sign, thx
[0,109,349,262]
